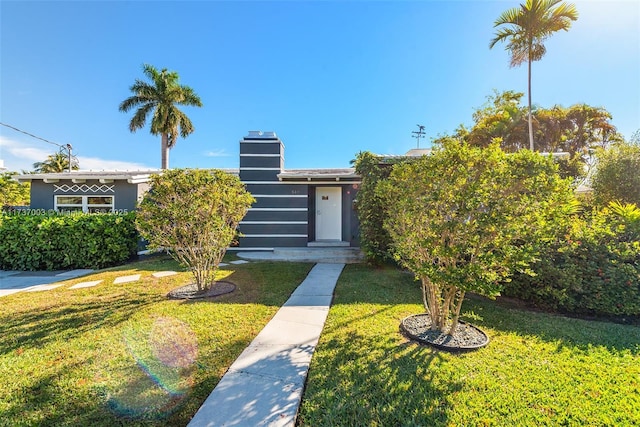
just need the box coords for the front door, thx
[315,187,342,241]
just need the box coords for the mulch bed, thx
[167,281,236,300]
[401,313,489,352]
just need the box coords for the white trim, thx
[242,234,308,238]
[240,167,282,171]
[249,208,307,212]
[278,180,361,185]
[54,194,115,213]
[240,221,307,225]
[243,180,361,185]
[253,194,307,198]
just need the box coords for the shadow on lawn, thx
[337,264,640,355]
[0,293,163,355]
[462,296,640,355]
[299,332,461,426]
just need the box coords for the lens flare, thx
[107,316,200,420]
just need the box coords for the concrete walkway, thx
[188,263,345,427]
[0,269,94,297]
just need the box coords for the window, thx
[55,195,114,213]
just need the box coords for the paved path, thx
[0,269,94,297]
[188,263,345,427]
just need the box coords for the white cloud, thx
[0,136,153,172]
[0,136,54,171]
[203,149,229,157]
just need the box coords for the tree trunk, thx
[528,55,534,151]
[161,133,170,169]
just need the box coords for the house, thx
[14,130,362,249]
[236,131,361,249]
[13,170,157,214]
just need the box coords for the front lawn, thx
[298,264,640,426]
[0,256,313,427]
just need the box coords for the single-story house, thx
[14,130,363,250]
[14,170,157,214]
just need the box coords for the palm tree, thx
[490,0,578,151]
[119,64,203,169]
[33,151,79,173]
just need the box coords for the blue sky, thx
[1,0,638,172]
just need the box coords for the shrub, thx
[136,169,254,292]
[591,142,640,206]
[352,152,404,265]
[379,141,576,333]
[504,202,640,317]
[0,212,138,270]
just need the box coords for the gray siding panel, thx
[252,197,307,209]
[240,142,282,155]
[238,223,308,235]
[239,170,280,182]
[240,156,282,169]
[245,184,308,196]
[238,236,308,248]
[243,210,308,222]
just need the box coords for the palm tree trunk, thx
[528,56,534,151]
[161,133,169,169]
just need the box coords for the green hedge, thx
[503,203,640,317]
[0,212,139,271]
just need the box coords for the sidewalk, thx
[188,263,345,427]
[0,269,94,297]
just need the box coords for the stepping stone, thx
[229,260,249,265]
[69,280,103,289]
[218,262,229,267]
[113,274,141,284]
[25,284,63,292]
[152,271,177,278]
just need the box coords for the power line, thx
[0,122,65,148]
[1,122,76,172]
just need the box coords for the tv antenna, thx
[411,124,426,148]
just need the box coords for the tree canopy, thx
[438,90,623,180]
[379,140,576,334]
[490,0,578,151]
[33,151,79,173]
[136,169,254,292]
[119,64,203,169]
[0,172,30,208]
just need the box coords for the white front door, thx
[316,187,342,241]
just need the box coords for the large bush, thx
[0,212,138,270]
[504,202,640,317]
[591,142,640,206]
[352,151,405,265]
[380,141,576,333]
[136,169,254,292]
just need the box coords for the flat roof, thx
[278,168,360,181]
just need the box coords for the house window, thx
[55,195,115,213]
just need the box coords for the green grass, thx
[298,264,640,427]
[0,255,314,426]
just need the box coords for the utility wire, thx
[0,122,64,148]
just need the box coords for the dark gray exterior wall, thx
[236,132,360,249]
[29,181,55,210]
[27,179,145,212]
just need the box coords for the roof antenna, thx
[412,124,426,148]
[65,144,73,173]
